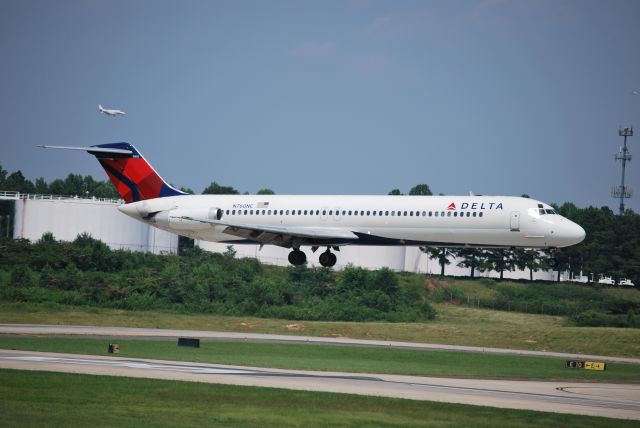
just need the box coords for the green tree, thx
[371,267,400,299]
[388,189,402,195]
[481,249,516,280]
[202,182,240,194]
[4,171,35,193]
[514,249,542,281]
[257,188,275,195]
[421,247,450,276]
[409,184,432,196]
[34,177,49,194]
[455,248,483,278]
[63,173,85,196]
[92,181,120,199]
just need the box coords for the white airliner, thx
[40,143,585,267]
[98,104,126,116]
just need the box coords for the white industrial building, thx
[4,192,553,279]
[5,193,177,254]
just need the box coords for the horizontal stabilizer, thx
[37,145,133,155]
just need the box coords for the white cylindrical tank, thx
[13,196,178,254]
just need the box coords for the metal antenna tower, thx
[612,126,633,214]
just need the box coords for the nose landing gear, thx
[547,248,558,268]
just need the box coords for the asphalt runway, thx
[2,323,639,363]
[1,349,640,420]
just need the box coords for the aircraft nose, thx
[558,220,586,246]
[570,222,586,245]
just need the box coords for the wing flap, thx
[179,216,358,244]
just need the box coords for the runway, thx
[1,349,639,420]
[2,323,639,364]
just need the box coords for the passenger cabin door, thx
[510,211,520,231]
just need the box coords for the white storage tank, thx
[13,196,178,254]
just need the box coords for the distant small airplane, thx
[98,104,126,116]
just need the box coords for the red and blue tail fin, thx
[88,142,186,203]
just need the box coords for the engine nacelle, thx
[151,207,222,230]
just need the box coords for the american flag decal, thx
[257,202,270,208]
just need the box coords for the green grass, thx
[2,336,639,381]
[0,369,632,427]
[2,302,639,357]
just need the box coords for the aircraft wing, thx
[179,216,359,247]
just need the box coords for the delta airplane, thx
[40,143,585,267]
[98,104,126,116]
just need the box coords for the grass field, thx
[0,369,632,427]
[2,302,639,357]
[2,336,639,381]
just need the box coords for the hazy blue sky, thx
[1,0,639,211]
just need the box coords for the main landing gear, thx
[288,249,307,266]
[318,249,337,268]
[287,247,338,267]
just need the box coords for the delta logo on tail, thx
[91,143,185,203]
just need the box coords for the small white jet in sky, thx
[98,104,126,116]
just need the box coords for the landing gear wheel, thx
[319,250,337,268]
[288,249,306,266]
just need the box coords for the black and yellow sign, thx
[566,360,606,371]
[584,361,606,371]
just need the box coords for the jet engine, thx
[148,207,223,230]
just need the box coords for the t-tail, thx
[38,142,186,203]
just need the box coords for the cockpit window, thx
[530,207,557,217]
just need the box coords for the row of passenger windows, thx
[224,208,484,218]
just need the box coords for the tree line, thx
[1,234,637,328]
[0,163,274,198]
[0,234,435,323]
[432,277,640,328]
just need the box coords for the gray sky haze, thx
[1,0,639,210]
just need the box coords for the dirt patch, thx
[426,278,442,291]
[284,323,305,331]
[237,322,258,329]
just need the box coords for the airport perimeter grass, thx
[0,369,633,428]
[2,336,639,381]
[2,302,639,357]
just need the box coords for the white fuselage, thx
[118,194,585,249]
